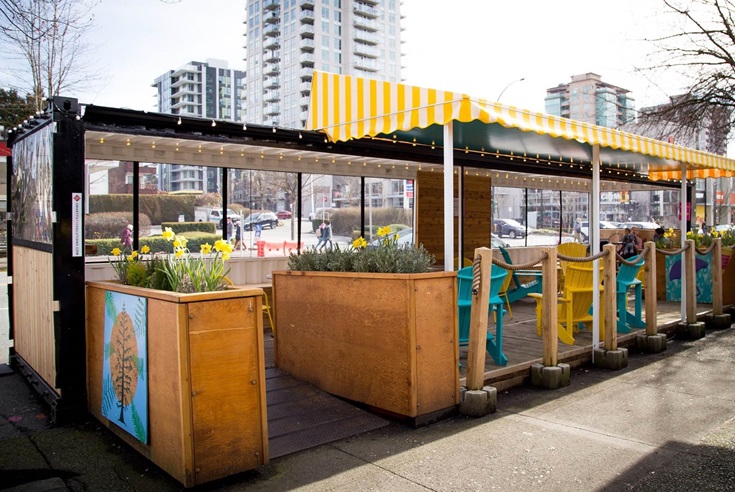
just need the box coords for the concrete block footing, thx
[530,363,570,389]
[459,386,497,417]
[593,348,629,370]
[676,321,706,340]
[635,333,667,353]
[704,313,731,330]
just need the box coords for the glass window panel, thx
[85,159,134,256]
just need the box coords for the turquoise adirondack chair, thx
[457,264,509,366]
[498,247,542,302]
[616,254,645,332]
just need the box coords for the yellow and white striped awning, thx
[307,71,735,181]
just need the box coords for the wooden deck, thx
[458,296,712,391]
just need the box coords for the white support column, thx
[444,122,454,272]
[681,161,687,320]
[592,144,601,353]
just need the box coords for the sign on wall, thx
[102,291,149,444]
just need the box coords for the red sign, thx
[678,202,691,220]
[323,196,328,203]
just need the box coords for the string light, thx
[242,123,247,131]
[177,117,182,125]
[211,119,216,127]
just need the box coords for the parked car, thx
[276,210,292,220]
[493,218,526,238]
[579,220,619,242]
[242,212,279,231]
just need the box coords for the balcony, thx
[354,57,378,71]
[264,23,281,37]
[354,17,379,31]
[353,42,379,57]
[264,104,280,116]
[264,90,280,102]
[300,81,311,93]
[264,36,280,50]
[300,24,315,37]
[300,96,310,108]
[264,62,280,76]
[264,76,280,89]
[353,29,379,44]
[300,9,314,23]
[264,49,280,63]
[265,11,280,24]
[300,0,314,8]
[354,3,380,18]
[300,52,315,65]
[300,67,314,80]
[300,38,315,52]
[300,111,309,121]
[263,0,280,11]
[360,0,379,5]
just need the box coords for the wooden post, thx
[713,238,723,316]
[466,247,492,390]
[603,243,617,351]
[685,239,697,324]
[644,241,658,336]
[542,247,558,367]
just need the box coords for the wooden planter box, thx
[273,270,459,422]
[86,281,268,487]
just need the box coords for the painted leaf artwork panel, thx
[102,290,148,443]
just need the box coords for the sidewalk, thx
[2,327,735,490]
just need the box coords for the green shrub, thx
[288,231,434,274]
[161,222,216,234]
[87,231,222,256]
[85,212,151,239]
[90,194,200,223]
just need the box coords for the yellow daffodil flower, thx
[222,253,230,261]
[111,247,122,256]
[131,250,138,258]
[126,254,134,262]
[352,237,367,249]
[173,238,182,249]
[141,245,150,254]
[200,243,212,255]
[175,248,185,259]
[377,226,391,237]
[162,227,175,241]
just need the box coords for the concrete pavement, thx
[2,323,735,491]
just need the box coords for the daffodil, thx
[131,250,139,258]
[352,237,368,249]
[162,227,175,241]
[111,247,122,256]
[175,248,185,259]
[141,245,150,254]
[377,226,391,237]
[222,253,230,261]
[201,243,213,255]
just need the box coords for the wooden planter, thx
[273,270,459,422]
[86,281,268,487]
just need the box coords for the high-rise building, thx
[153,59,246,120]
[544,73,635,128]
[152,59,245,193]
[244,0,404,129]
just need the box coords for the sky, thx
[2,0,688,115]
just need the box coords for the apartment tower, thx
[244,0,404,129]
[544,72,635,128]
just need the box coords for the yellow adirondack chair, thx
[557,242,588,293]
[529,261,605,345]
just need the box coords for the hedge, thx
[311,208,413,236]
[160,222,216,234]
[90,194,253,225]
[86,231,222,256]
[85,212,151,240]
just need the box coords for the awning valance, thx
[307,71,735,181]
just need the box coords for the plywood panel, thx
[416,171,493,265]
[275,273,413,416]
[189,297,267,484]
[13,246,56,389]
[414,277,459,413]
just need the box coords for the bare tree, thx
[639,0,735,148]
[0,0,98,113]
